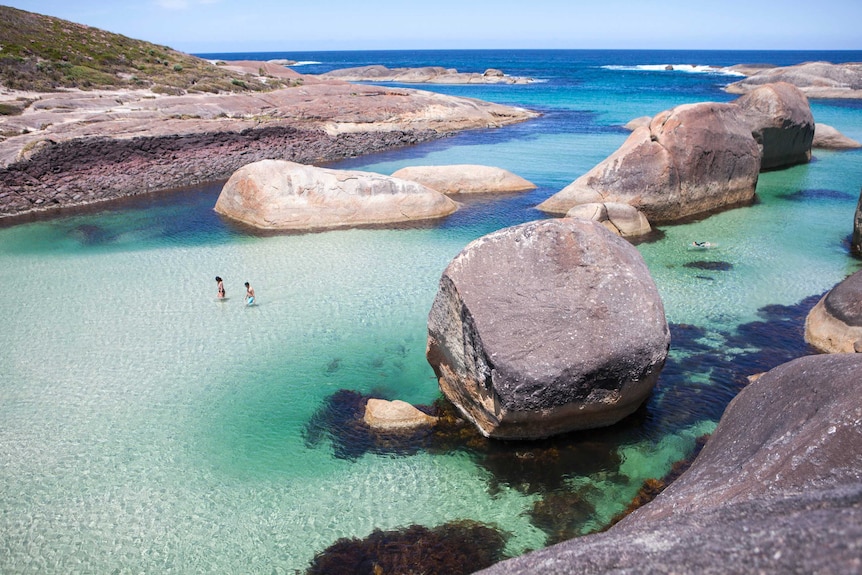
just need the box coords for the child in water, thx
[215,276,225,299]
[245,282,255,306]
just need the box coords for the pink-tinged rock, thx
[363,399,438,430]
[813,123,862,149]
[390,165,536,194]
[214,159,458,231]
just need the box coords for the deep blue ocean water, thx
[1,49,861,573]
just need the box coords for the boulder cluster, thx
[539,82,815,224]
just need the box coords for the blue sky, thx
[3,0,861,53]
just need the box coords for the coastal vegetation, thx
[0,6,283,93]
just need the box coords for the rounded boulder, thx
[390,165,536,195]
[214,159,458,231]
[426,218,670,440]
[805,268,862,353]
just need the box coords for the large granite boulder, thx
[390,165,536,195]
[214,159,458,230]
[813,123,862,149]
[725,61,862,99]
[426,218,670,440]
[537,102,761,223]
[734,82,814,170]
[478,353,862,574]
[564,202,651,238]
[805,268,862,353]
[854,189,862,254]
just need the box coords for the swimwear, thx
[247,296,254,305]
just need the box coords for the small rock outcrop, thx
[565,202,651,238]
[623,116,651,131]
[734,82,815,170]
[390,165,536,195]
[725,61,862,99]
[363,399,437,430]
[854,189,862,254]
[214,159,458,231]
[805,269,862,353]
[538,102,761,222]
[426,218,670,440]
[320,65,533,84]
[478,353,862,575]
[813,123,862,149]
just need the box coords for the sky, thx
[2,0,861,54]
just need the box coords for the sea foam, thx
[601,64,745,77]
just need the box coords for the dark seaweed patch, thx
[305,520,509,575]
[528,486,599,545]
[683,260,733,271]
[779,188,855,202]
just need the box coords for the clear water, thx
[2,50,861,573]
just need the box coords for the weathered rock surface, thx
[813,123,862,149]
[478,353,862,575]
[622,115,651,131]
[734,82,814,170]
[805,269,862,353]
[390,165,536,195]
[854,189,862,255]
[564,202,652,238]
[363,399,437,430]
[0,75,538,219]
[538,102,761,222]
[725,61,862,99]
[214,159,458,230]
[320,65,533,84]
[426,218,670,440]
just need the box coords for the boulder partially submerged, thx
[734,82,815,170]
[363,399,438,431]
[320,65,533,84]
[805,269,862,353]
[390,165,536,195]
[538,102,761,222]
[426,218,670,440]
[539,83,815,222]
[565,202,652,238]
[478,353,862,574]
[214,159,458,231]
[813,123,862,149]
[725,61,862,99]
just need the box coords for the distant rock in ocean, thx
[390,165,536,195]
[478,353,862,575]
[214,159,458,231]
[724,61,862,99]
[426,218,670,440]
[320,65,534,84]
[805,268,862,353]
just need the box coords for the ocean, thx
[1,49,861,573]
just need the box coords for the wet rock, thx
[426,218,670,440]
[214,159,458,231]
[363,398,438,430]
[805,268,862,353]
[478,353,862,575]
[391,164,536,195]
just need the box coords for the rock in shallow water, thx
[213,159,458,231]
[426,218,670,440]
[805,268,862,353]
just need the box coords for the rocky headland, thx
[725,61,862,99]
[479,353,862,574]
[320,65,533,84]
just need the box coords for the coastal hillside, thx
[0,6,283,94]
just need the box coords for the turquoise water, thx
[1,50,861,573]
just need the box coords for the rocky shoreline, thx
[0,75,538,220]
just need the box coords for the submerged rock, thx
[538,102,761,222]
[734,82,814,170]
[390,164,536,195]
[805,269,862,353]
[426,218,670,440]
[478,353,862,574]
[363,398,438,430]
[813,123,862,149]
[564,202,651,238]
[214,159,458,230]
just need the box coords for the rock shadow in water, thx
[305,520,509,575]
